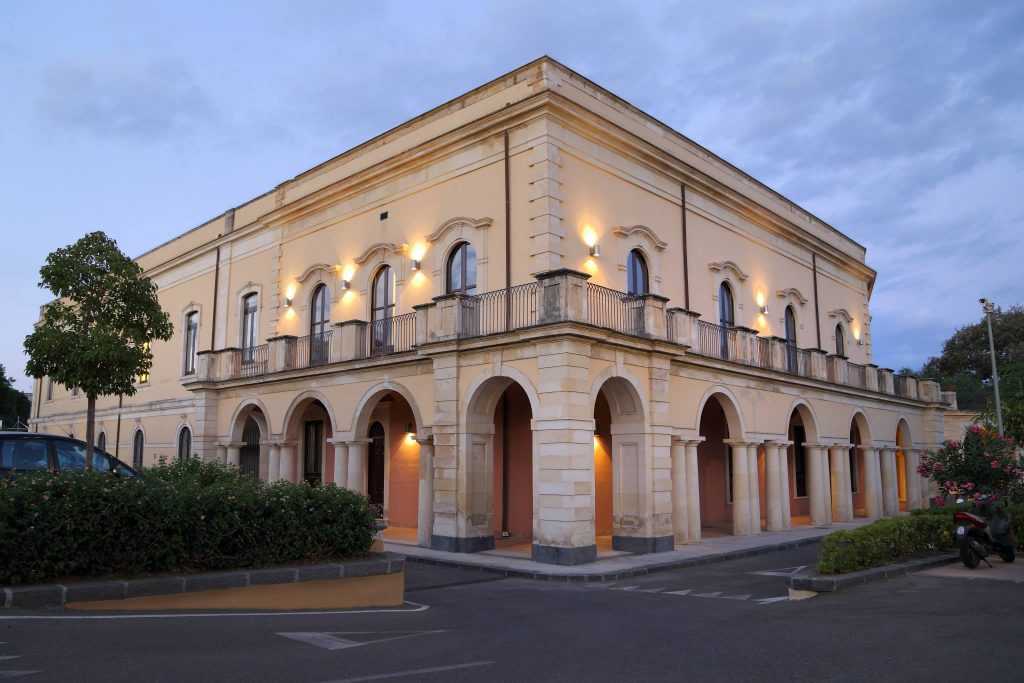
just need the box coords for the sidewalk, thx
[385,519,875,581]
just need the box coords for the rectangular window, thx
[849,449,859,493]
[138,342,150,384]
[241,294,258,361]
[46,378,53,401]
[793,426,807,497]
[183,311,199,374]
[725,445,733,504]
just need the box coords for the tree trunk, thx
[85,395,96,471]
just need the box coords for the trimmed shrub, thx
[816,516,954,575]
[0,460,376,585]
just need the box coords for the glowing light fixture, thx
[340,279,350,290]
[590,243,601,258]
[410,259,421,271]
[284,297,293,307]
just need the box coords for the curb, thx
[400,536,824,582]
[1,553,404,610]
[788,554,958,593]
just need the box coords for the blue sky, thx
[2,1,1022,391]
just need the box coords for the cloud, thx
[35,57,217,142]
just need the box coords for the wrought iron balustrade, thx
[293,331,332,370]
[847,361,867,389]
[694,319,739,361]
[586,283,644,336]
[227,344,268,380]
[458,282,539,339]
[369,311,417,357]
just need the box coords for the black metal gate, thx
[240,416,260,477]
[368,421,385,506]
[303,420,323,485]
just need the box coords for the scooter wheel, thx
[960,543,981,569]
[998,545,1015,563]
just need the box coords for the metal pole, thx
[983,305,1004,435]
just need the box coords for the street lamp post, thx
[979,298,1004,436]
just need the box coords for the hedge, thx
[911,502,1024,551]
[0,458,376,585]
[816,516,954,575]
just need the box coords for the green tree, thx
[0,365,30,429]
[921,305,1024,380]
[24,232,173,468]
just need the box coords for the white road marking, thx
[721,594,752,601]
[0,601,428,621]
[0,658,19,662]
[278,630,446,651]
[318,661,494,682]
[691,591,722,598]
[752,565,808,577]
[0,672,40,679]
[666,589,692,596]
[754,597,790,605]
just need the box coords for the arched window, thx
[132,430,144,469]
[183,311,199,375]
[309,284,330,365]
[718,282,735,358]
[626,249,649,296]
[835,324,846,357]
[785,306,798,372]
[370,266,395,354]
[241,293,258,361]
[446,242,477,295]
[177,427,192,462]
[97,432,106,452]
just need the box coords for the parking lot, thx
[2,546,1022,682]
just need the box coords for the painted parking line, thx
[319,661,494,683]
[0,640,40,679]
[0,600,429,621]
[584,582,788,605]
[278,630,447,651]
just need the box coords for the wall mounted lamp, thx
[340,279,350,290]
[759,304,769,315]
[410,259,421,271]
[857,339,865,346]
[284,297,293,307]
[589,243,601,257]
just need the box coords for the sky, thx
[1,0,1022,392]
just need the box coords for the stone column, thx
[880,447,898,516]
[685,440,702,542]
[279,442,297,484]
[861,446,883,519]
[216,445,227,465]
[332,440,349,488]
[829,444,853,522]
[747,444,761,534]
[417,437,435,547]
[267,443,281,484]
[671,438,689,545]
[725,441,752,536]
[806,444,829,526]
[902,449,919,511]
[226,444,241,468]
[347,439,370,495]
[764,442,783,532]
[777,441,793,529]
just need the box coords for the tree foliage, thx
[0,365,31,429]
[921,305,1024,380]
[23,231,173,466]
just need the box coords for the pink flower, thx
[935,496,946,507]
[992,461,1001,468]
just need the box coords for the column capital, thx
[723,439,758,449]
[672,435,705,445]
[415,435,434,446]
[347,438,373,447]
[828,442,853,450]
[763,440,793,448]
[856,444,880,453]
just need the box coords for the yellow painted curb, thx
[67,572,404,611]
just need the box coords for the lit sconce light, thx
[340,280,350,290]
[755,291,768,315]
[284,297,293,307]
[590,243,601,258]
[854,327,863,345]
[759,303,769,315]
[594,428,600,436]
[405,422,415,434]
[410,259,421,271]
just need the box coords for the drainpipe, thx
[812,252,822,349]
[504,130,511,331]
[114,394,123,459]
[210,246,221,350]
[681,183,690,311]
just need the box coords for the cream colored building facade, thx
[31,58,951,565]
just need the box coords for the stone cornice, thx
[426,216,494,243]
[354,242,408,265]
[708,260,750,281]
[776,288,809,305]
[612,225,668,250]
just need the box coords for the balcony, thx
[190,268,940,403]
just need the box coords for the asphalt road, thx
[2,545,1023,682]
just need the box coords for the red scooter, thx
[954,492,1015,569]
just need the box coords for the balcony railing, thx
[226,344,268,380]
[847,361,867,389]
[587,283,644,336]
[695,320,739,361]
[895,375,913,398]
[293,331,332,370]
[458,282,539,339]
[369,312,416,357]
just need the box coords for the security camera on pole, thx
[979,298,1004,436]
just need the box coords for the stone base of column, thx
[430,535,494,553]
[612,535,674,554]
[532,543,597,566]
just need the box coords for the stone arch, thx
[228,397,272,443]
[173,419,194,460]
[589,365,649,426]
[281,390,340,440]
[788,398,820,443]
[462,366,541,428]
[895,416,917,511]
[786,398,823,526]
[850,409,873,444]
[696,386,746,440]
[351,381,426,438]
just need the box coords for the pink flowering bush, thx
[917,425,1023,504]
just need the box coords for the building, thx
[30,57,952,565]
